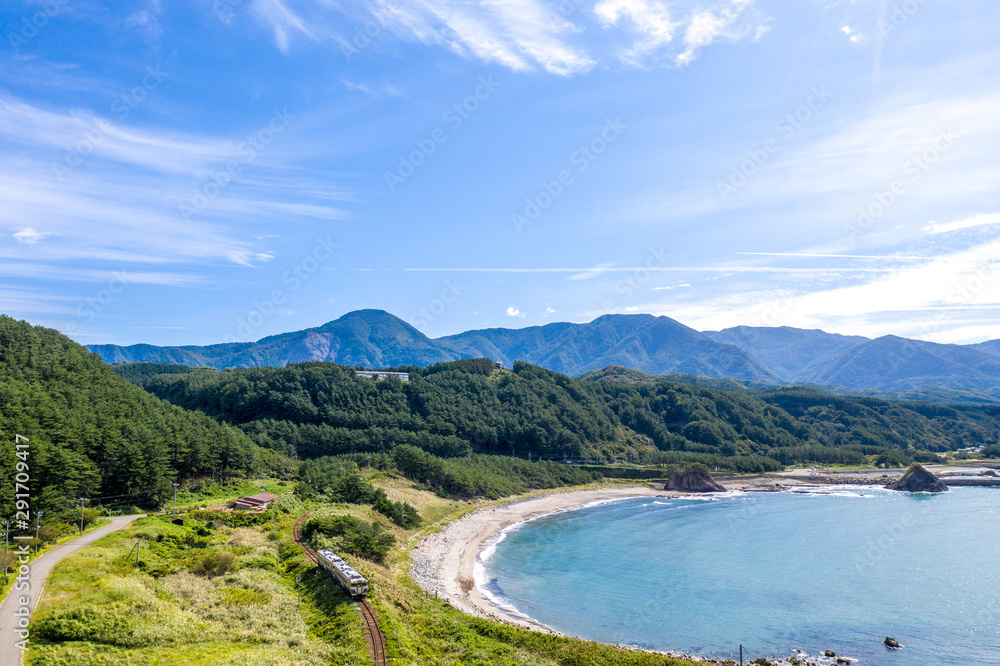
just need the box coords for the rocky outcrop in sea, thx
[885,463,948,493]
[665,464,726,492]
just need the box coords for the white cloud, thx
[13,227,51,244]
[926,213,1000,235]
[506,305,526,317]
[656,239,1000,342]
[675,1,756,67]
[595,0,760,67]
[126,0,164,40]
[594,0,678,66]
[251,1,759,74]
[250,0,317,52]
[0,93,344,276]
[370,0,594,75]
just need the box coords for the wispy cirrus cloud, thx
[240,0,764,74]
[0,94,344,272]
[926,213,1000,235]
[250,0,318,53]
[368,0,595,75]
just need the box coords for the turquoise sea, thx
[480,487,1000,665]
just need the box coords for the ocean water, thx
[481,487,1000,665]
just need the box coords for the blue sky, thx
[2,0,999,346]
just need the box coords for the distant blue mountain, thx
[443,314,781,382]
[705,326,868,382]
[88,310,779,382]
[86,309,1000,401]
[89,310,466,370]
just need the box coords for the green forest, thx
[0,317,261,526]
[5,316,1000,534]
[127,356,1000,473]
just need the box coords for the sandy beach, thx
[408,474,962,666]
[410,485,685,631]
[408,473,892,630]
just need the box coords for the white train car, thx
[316,548,368,599]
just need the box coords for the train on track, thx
[316,548,368,599]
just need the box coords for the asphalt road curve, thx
[0,514,144,666]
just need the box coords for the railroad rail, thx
[359,599,388,666]
[293,511,388,666]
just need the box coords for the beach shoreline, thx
[409,477,859,631]
[407,476,902,665]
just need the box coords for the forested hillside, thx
[123,358,1000,472]
[0,317,259,522]
[129,359,643,462]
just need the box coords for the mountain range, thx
[87,309,1000,402]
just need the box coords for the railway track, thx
[293,511,388,666]
[292,511,318,564]
[359,599,388,666]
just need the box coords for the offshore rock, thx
[665,464,726,493]
[884,636,903,649]
[885,463,947,493]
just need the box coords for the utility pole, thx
[34,511,44,554]
[172,483,180,516]
[296,574,301,605]
[262,473,267,493]
[78,498,88,534]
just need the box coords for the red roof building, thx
[234,492,279,511]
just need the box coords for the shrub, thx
[33,608,131,645]
[218,588,270,606]
[191,551,237,577]
[305,515,395,564]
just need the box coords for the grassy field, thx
[26,472,702,666]
[0,518,113,603]
[169,478,298,512]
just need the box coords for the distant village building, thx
[355,370,410,381]
[235,492,279,512]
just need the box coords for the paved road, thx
[0,515,144,666]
